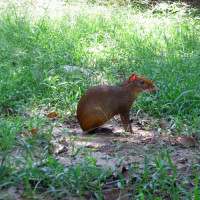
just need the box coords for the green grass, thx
[0,1,199,125]
[0,0,200,199]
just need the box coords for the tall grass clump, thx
[0,0,199,131]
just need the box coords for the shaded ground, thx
[2,117,200,199]
[55,118,200,199]
[58,117,199,167]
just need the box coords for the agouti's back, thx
[77,73,157,134]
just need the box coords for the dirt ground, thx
[54,117,200,199]
[56,117,199,170]
[2,116,200,200]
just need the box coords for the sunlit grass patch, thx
[0,0,200,198]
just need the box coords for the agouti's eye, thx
[139,80,145,85]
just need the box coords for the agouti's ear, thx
[129,73,138,82]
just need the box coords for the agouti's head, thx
[126,73,158,94]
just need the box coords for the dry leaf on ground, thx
[176,136,195,147]
[159,118,167,129]
[48,141,68,154]
[177,158,188,164]
[21,129,40,138]
[103,188,130,200]
[46,112,59,118]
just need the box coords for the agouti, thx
[77,73,157,134]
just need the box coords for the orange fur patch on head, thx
[137,76,154,85]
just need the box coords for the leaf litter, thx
[1,116,200,199]
[51,117,200,198]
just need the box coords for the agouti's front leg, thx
[120,113,134,134]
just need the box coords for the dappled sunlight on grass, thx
[0,0,200,199]
[0,0,199,121]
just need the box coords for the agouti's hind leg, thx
[120,113,134,134]
[85,113,108,134]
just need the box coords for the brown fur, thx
[77,74,157,134]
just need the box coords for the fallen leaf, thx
[121,166,130,181]
[167,169,173,175]
[103,188,129,200]
[29,128,39,134]
[46,112,59,118]
[159,118,167,129]
[21,129,40,138]
[176,136,195,147]
[29,128,40,138]
[177,158,187,164]
[113,166,130,181]
[21,131,29,137]
[48,141,68,154]
[21,192,33,199]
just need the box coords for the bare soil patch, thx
[54,118,200,197]
[56,117,199,167]
[2,117,200,199]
